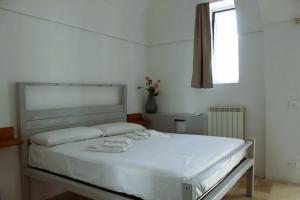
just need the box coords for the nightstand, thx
[144,113,207,135]
[0,127,23,148]
[127,113,151,128]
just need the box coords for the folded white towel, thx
[126,130,168,140]
[86,137,134,153]
[103,137,134,148]
[103,142,128,148]
[126,133,146,140]
[86,144,130,153]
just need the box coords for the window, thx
[211,8,239,84]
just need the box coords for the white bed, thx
[17,82,255,200]
[29,133,246,200]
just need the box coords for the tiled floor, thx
[47,192,90,200]
[49,178,300,200]
[223,178,300,200]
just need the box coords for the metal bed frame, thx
[17,82,255,200]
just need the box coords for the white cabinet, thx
[145,113,207,135]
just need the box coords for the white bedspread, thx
[29,134,246,200]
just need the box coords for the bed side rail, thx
[182,139,255,200]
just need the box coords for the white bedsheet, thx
[29,134,246,200]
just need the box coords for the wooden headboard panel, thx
[17,82,127,168]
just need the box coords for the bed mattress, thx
[29,134,246,200]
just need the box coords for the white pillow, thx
[92,122,146,136]
[31,127,104,147]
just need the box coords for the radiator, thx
[207,106,245,139]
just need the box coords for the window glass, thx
[212,9,239,84]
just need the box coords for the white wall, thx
[0,0,149,199]
[148,0,265,177]
[0,0,151,45]
[258,0,300,26]
[258,0,300,183]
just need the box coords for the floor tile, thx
[224,178,300,200]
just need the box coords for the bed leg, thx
[182,183,193,200]
[21,175,31,200]
[246,165,254,197]
[246,139,255,198]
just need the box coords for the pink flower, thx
[145,76,150,81]
[154,83,159,89]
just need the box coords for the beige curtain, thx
[191,3,213,88]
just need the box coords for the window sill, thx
[213,82,239,86]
